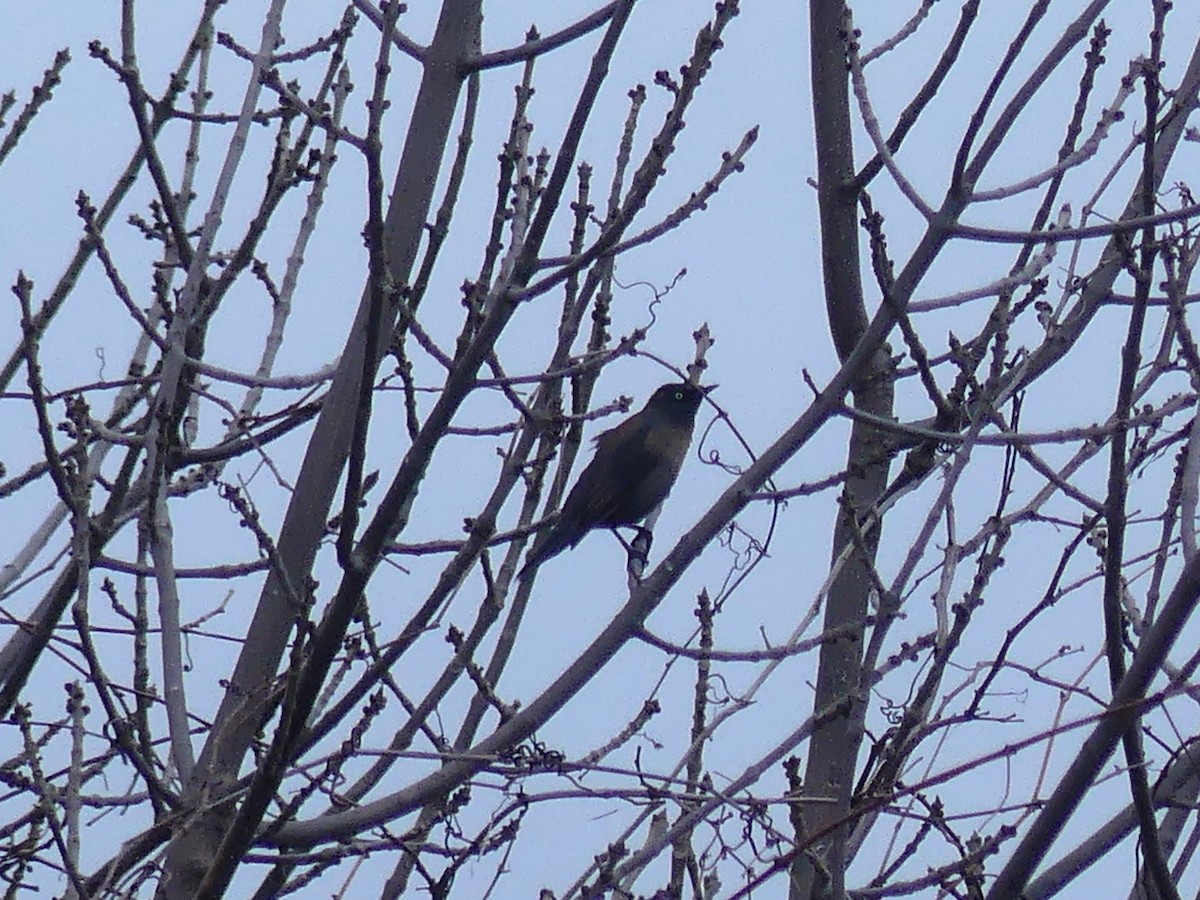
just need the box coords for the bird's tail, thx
[517,524,574,581]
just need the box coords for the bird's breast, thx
[640,422,691,473]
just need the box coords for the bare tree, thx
[4,1,1200,898]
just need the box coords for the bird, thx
[519,381,712,580]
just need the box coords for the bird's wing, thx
[591,415,637,453]
[573,422,665,526]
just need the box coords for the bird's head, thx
[645,381,714,426]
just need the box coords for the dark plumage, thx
[519,381,711,579]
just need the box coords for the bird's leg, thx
[614,526,653,580]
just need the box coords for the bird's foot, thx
[619,526,653,581]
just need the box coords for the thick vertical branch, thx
[792,3,895,898]
[157,2,482,896]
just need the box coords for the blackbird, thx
[519,381,711,579]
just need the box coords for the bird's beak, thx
[701,384,718,394]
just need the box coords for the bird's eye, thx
[674,391,684,401]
